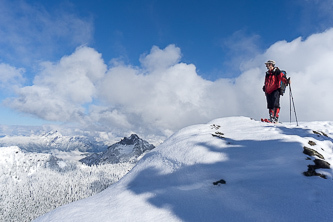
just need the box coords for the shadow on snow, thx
[126,132,312,222]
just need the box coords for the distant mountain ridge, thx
[80,134,155,165]
[0,130,109,153]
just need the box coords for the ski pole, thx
[289,84,299,126]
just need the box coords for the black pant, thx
[266,89,280,109]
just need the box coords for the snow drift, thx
[34,117,333,222]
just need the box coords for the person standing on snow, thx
[262,60,290,123]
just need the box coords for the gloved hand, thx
[287,77,291,85]
[262,86,265,92]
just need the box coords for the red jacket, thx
[264,67,288,94]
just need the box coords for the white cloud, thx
[4,28,333,138]
[0,63,25,90]
[6,46,106,122]
[86,106,132,132]
[7,85,85,121]
[100,46,211,132]
[35,46,106,104]
[139,44,182,72]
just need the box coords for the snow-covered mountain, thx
[0,132,155,221]
[34,117,333,222]
[80,134,155,165]
[0,144,135,222]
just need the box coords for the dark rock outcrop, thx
[303,144,330,179]
[80,134,155,166]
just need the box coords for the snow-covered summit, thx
[80,134,155,165]
[35,117,333,222]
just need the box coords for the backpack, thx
[279,70,288,96]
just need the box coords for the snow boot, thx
[274,108,280,123]
[269,109,275,122]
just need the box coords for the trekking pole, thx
[289,83,299,126]
[289,85,292,124]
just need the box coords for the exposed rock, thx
[212,131,225,139]
[303,146,324,159]
[303,165,327,179]
[313,130,328,137]
[308,140,316,146]
[213,179,226,185]
[210,124,221,130]
[314,159,330,169]
[302,146,330,179]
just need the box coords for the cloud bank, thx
[3,28,333,138]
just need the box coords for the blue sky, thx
[62,0,331,78]
[2,0,329,77]
[50,0,330,78]
[1,0,333,137]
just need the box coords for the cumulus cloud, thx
[100,45,211,133]
[95,29,333,132]
[6,46,106,122]
[4,28,333,138]
[139,45,182,72]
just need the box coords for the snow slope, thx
[34,117,333,222]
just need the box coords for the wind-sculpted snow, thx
[34,117,333,222]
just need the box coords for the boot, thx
[273,116,279,123]
[274,108,280,123]
[269,109,274,122]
